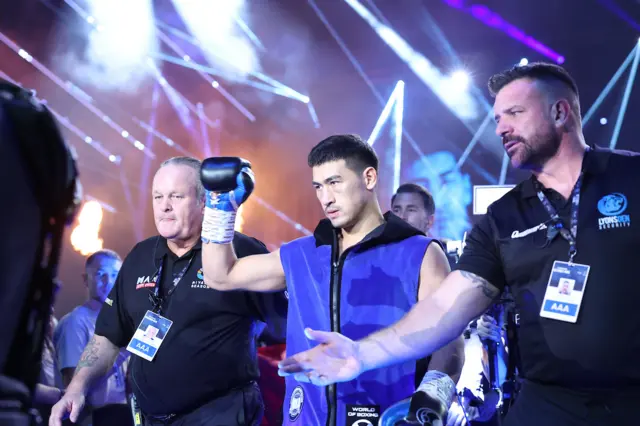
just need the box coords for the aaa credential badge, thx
[126,310,173,361]
[540,261,590,323]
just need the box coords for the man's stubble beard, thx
[517,125,561,170]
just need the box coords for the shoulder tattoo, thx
[459,270,499,300]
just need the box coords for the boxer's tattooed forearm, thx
[459,271,499,299]
[76,336,100,370]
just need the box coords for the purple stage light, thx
[443,0,465,8]
[443,1,565,64]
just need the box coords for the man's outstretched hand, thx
[278,328,364,386]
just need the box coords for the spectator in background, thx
[405,151,472,241]
[391,182,460,267]
[391,183,435,235]
[54,249,132,426]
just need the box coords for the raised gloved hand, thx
[200,157,254,244]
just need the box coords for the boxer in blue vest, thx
[199,134,464,426]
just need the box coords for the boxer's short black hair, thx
[308,134,379,172]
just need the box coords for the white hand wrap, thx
[201,206,236,244]
[417,370,457,410]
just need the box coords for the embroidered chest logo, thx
[597,193,631,230]
[511,222,547,239]
[191,268,209,289]
[135,275,158,290]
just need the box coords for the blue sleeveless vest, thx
[280,213,437,426]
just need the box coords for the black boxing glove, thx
[201,157,253,193]
[200,157,254,244]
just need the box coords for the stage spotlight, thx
[519,58,529,66]
[172,0,260,81]
[439,70,471,108]
[600,117,608,125]
[449,70,470,90]
[60,0,158,93]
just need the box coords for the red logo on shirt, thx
[135,275,157,290]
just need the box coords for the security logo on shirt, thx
[597,192,631,230]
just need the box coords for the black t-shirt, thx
[95,232,288,415]
[456,146,640,390]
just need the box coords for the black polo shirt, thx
[95,232,288,415]
[456,146,640,390]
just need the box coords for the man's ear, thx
[362,167,378,190]
[551,99,571,129]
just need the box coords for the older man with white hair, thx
[50,157,287,426]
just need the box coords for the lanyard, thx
[150,254,195,313]
[535,174,583,263]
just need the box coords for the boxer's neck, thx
[340,204,384,251]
